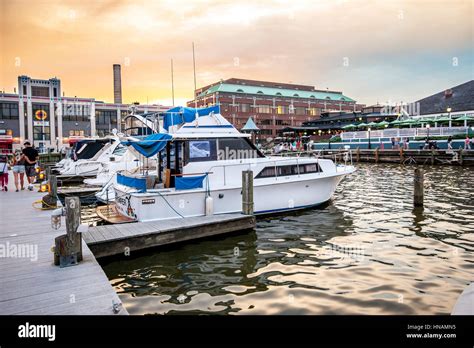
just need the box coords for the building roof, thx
[416,80,474,115]
[241,117,260,131]
[198,82,356,102]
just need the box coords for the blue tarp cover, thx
[122,133,172,158]
[175,174,207,190]
[163,105,220,131]
[117,173,147,192]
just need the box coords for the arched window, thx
[236,89,244,93]
[276,92,282,96]
[310,95,315,98]
[325,96,331,100]
[257,91,264,94]
[293,93,299,97]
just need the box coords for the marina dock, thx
[311,148,474,166]
[0,183,128,315]
[84,213,256,258]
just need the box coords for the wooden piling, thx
[242,170,254,215]
[399,148,404,164]
[431,149,435,165]
[375,147,379,163]
[414,168,424,207]
[356,147,360,163]
[54,196,83,267]
[459,149,464,165]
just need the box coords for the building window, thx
[95,110,118,126]
[295,107,306,115]
[0,103,19,119]
[257,105,271,114]
[309,108,318,116]
[277,105,288,114]
[33,126,50,140]
[31,86,50,97]
[241,104,250,112]
[258,119,273,125]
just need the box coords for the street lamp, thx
[426,123,430,141]
[367,127,371,149]
[447,107,452,128]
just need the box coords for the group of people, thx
[0,141,39,192]
[273,140,314,154]
[465,136,474,150]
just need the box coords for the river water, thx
[102,164,474,315]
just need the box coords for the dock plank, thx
[0,174,127,315]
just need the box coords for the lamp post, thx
[426,123,430,141]
[447,107,452,128]
[367,127,371,149]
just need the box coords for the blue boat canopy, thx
[122,133,172,158]
[175,174,208,190]
[163,105,220,131]
[117,173,147,192]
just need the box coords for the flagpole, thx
[192,42,198,123]
[171,58,175,107]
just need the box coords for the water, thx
[101,164,474,315]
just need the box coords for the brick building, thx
[187,78,364,139]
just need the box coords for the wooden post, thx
[242,170,254,215]
[375,147,379,163]
[399,148,404,164]
[42,174,57,208]
[414,168,424,207]
[459,149,463,165]
[356,147,360,163]
[431,149,435,165]
[54,196,83,267]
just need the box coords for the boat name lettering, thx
[141,199,155,205]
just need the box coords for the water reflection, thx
[102,164,474,315]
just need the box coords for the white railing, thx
[341,127,469,141]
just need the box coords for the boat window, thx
[112,143,127,156]
[217,137,263,160]
[188,139,217,162]
[256,163,322,178]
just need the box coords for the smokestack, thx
[113,64,122,104]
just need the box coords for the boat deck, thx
[0,175,127,315]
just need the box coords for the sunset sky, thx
[0,0,473,106]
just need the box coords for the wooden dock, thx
[84,213,256,258]
[314,148,474,166]
[0,175,128,315]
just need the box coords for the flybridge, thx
[162,105,220,131]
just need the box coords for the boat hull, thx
[114,173,347,222]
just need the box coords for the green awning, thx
[342,124,356,129]
[454,115,474,121]
[377,121,390,128]
[356,123,368,128]
[367,122,378,127]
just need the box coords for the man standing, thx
[22,141,39,191]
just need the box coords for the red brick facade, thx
[188,78,364,139]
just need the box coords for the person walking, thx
[22,141,39,191]
[12,149,26,192]
[464,136,471,150]
[447,136,453,150]
[0,155,9,191]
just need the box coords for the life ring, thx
[35,110,47,121]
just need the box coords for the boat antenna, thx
[192,42,198,125]
[171,58,175,107]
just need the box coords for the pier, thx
[0,184,128,315]
[84,213,256,259]
[309,148,474,166]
